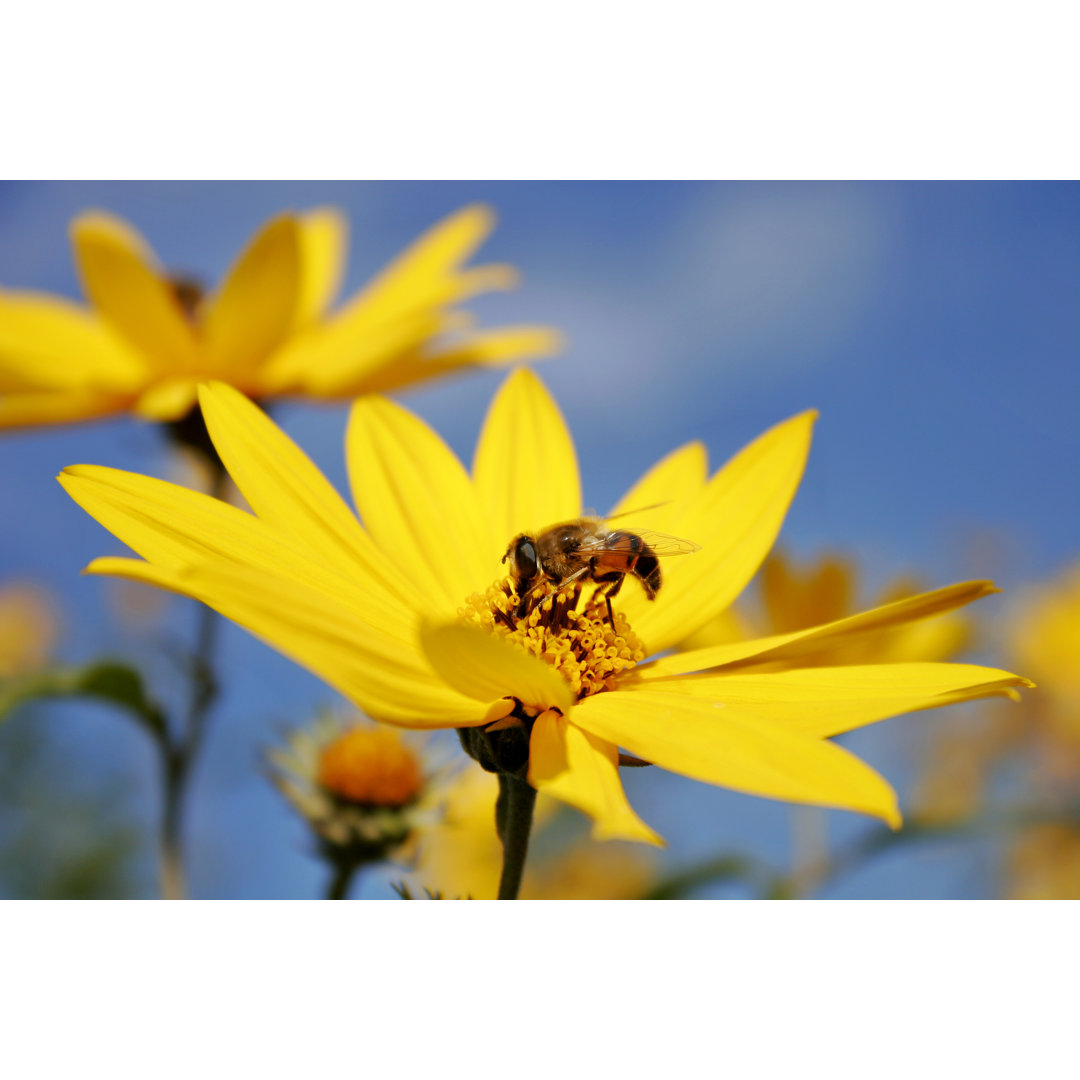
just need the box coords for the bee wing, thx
[632,530,700,556]
[575,529,700,557]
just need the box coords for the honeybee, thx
[503,517,698,623]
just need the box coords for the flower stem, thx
[496,773,537,900]
[326,860,360,900]
[156,461,226,900]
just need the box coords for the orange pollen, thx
[316,727,424,807]
[459,577,646,701]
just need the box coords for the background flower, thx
[0,583,58,678]
[0,203,560,429]
[910,559,1080,898]
[684,549,974,665]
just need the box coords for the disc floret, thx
[268,714,434,866]
[460,577,646,702]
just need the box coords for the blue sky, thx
[1,181,1076,898]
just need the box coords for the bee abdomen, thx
[635,552,661,599]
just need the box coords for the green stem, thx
[156,462,227,900]
[497,774,537,900]
[326,861,360,900]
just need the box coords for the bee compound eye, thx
[513,538,539,581]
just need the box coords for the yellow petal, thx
[643,580,999,677]
[633,662,1032,738]
[419,623,574,713]
[196,382,416,609]
[346,395,495,613]
[0,291,147,392]
[421,325,563,370]
[260,310,442,395]
[573,688,901,827]
[472,368,582,551]
[678,604,757,652]
[58,462,412,638]
[529,710,663,845]
[309,325,562,399]
[872,612,973,665]
[0,390,129,429]
[761,550,854,632]
[352,204,497,324]
[608,441,709,535]
[70,211,196,370]
[294,207,348,325]
[621,411,817,654]
[85,557,488,730]
[260,205,543,398]
[132,377,200,420]
[200,215,302,378]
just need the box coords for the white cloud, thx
[667,182,895,372]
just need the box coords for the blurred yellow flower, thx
[1007,824,1080,900]
[910,719,1011,825]
[0,583,58,678]
[684,549,973,666]
[916,560,1080,821]
[410,768,656,899]
[60,371,1029,842]
[0,205,560,429]
[1009,563,1080,751]
[912,561,1080,892]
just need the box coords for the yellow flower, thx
[1007,824,1080,900]
[0,583,58,678]
[1009,562,1080,747]
[59,371,1030,842]
[409,768,656,899]
[912,561,1080,829]
[683,549,973,666]
[0,205,560,429]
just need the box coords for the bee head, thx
[504,534,540,585]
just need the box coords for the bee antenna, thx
[604,501,670,521]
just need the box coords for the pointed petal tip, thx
[779,408,819,429]
[304,203,346,221]
[461,202,496,227]
[594,821,668,848]
[57,464,89,485]
[504,364,547,390]
[69,208,126,237]
[535,328,566,354]
[472,263,519,290]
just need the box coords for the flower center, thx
[317,727,424,807]
[460,577,646,701]
[167,274,206,321]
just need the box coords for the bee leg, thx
[514,576,542,620]
[599,574,626,627]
